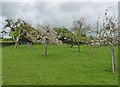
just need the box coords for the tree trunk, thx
[44,39,49,56]
[44,43,48,56]
[78,42,80,52]
[70,44,74,48]
[111,47,116,74]
[15,41,18,48]
[14,36,20,48]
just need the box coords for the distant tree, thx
[0,29,8,39]
[4,18,24,48]
[4,18,40,48]
[72,17,88,52]
[53,26,75,44]
[37,24,61,56]
[19,23,40,45]
[42,25,50,56]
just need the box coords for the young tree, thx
[72,17,88,52]
[95,7,118,74]
[44,28,49,56]
[37,24,60,56]
[37,24,50,56]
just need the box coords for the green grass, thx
[2,44,118,85]
[0,46,2,86]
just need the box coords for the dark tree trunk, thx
[111,47,116,74]
[70,44,74,48]
[14,36,20,48]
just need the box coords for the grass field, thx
[0,45,2,86]
[2,44,118,85]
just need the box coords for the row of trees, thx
[1,7,118,73]
[2,17,91,53]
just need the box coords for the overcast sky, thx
[0,0,118,33]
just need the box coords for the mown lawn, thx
[0,46,2,86]
[2,44,118,85]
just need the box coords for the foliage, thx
[53,26,74,39]
[4,18,40,47]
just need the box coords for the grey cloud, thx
[2,2,24,17]
[1,2,118,30]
